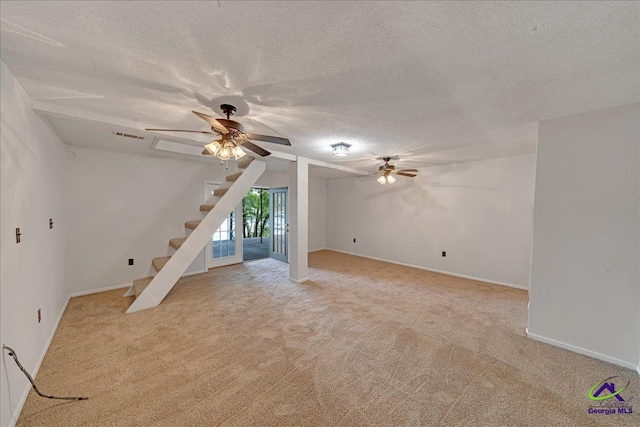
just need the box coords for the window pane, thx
[212,210,235,259]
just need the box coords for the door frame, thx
[204,180,243,270]
[269,187,289,263]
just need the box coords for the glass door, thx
[204,181,243,269]
[212,211,235,259]
[269,187,288,263]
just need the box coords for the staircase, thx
[126,157,265,313]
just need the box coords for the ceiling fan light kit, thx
[205,139,246,161]
[377,173,396,185]
[331,142,351,156]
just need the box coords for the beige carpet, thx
[17,250,638,426]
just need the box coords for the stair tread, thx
[213,187,229,196]
[169,237,187,250]
[200,204,215,212]
[185,220,201,230]
[133,277,153,298]
[226,172,243,182]
[238,157,254,169]
[152,256,171,272]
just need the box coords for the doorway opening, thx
[242,187,270,261]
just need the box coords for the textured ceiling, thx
[1,1,638,172]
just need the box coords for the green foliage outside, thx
[243,188,269,238]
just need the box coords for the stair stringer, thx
[126,159,266,313]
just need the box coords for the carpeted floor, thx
[16,250,638,426]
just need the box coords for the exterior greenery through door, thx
[243,188,269,239]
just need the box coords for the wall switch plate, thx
[37,309,41,323]
[128,258,134,266]
[442,251,446,257]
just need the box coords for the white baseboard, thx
[309,247,327,253]
[183,269,206,277]
[71,269,208,299]
[289,277,309,284]
[7,294,71,427]
[526,330,638,371]
[325,248,528,291]
[69,282,132,298]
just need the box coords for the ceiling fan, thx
[370,157,418,185]
[146,104,291,159]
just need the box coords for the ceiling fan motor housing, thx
[220,104,237,118]
[216,118,244,132]
[217,104,244,131]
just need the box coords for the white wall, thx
[65,146,236,294]
[0,61,69,427]
[326,154,537,288]
[308,177,327,251]
[528,103,640,369]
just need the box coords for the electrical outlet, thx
[128,258,134,266]
[442,251,446,257]
[37,309,41,323]
[353,238,356,243]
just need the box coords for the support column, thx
[289,156,309,282]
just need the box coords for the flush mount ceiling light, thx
[331,142,351,156]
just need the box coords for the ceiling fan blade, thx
[241,141,271,157]
[396,169,419,173]
[146,128,213,134]
[395,171,417,177]
[192,111,229,135]
[245,133,291,146]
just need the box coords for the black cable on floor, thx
[2,345,88,401]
